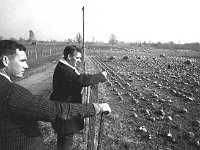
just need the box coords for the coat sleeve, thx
[62,67,106,87]
[8,83,96,122]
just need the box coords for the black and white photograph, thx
[1,0,200,149]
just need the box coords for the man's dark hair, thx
[63,45,82,59]
[0,40,26,58]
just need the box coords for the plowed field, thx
[87,48,200,150]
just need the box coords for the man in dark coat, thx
[0,40,111,150]
[50,45,108,150]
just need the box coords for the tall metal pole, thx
[82,6,85,63]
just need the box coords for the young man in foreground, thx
[0,40,111,150]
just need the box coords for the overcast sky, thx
[0,0,200,43]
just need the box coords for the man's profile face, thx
[7,49,28,78]
[69,51,82,68]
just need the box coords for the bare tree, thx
[92,36,95,43]
[109,34,117,46]
[28,30,36,42]
[67,39,73,43]
[19,37,26,43]
[75,32,82,46]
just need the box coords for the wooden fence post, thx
[35,50,37,59]
[97,113,106,150]
[87,84,98,150]
[27,50,29,58]
[30,50,32,58]
[50,48,52,56]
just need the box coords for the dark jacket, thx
[0,75,96,150]
[50,61,106,134]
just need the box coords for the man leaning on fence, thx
[50,45,108,150]
[0,40,111,150]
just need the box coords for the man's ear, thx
[67,54,71,60]
[2,56,10,67]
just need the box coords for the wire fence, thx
[23,44,68,61]
[26,48,63,60]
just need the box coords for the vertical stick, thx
[97,113,106,150]
[27,49,29,58]
[35,50,37,59]
[82,6,85,73]
[82,6,89,150]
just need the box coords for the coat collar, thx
[59,58,80,75]
[0,72,11,82]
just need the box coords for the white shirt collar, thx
[0,72,11,82]
[59,58,80,75]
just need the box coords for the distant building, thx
[31,41,37,45]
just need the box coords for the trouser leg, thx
[57,133,74,150]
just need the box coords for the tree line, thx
[1,33,200,51]
[130,41,200,51]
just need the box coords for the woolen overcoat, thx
[50,61,106,134]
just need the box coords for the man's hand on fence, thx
[101,71,107,78]
[93,103,111,115]
[99,103,111,114]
